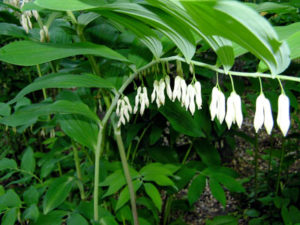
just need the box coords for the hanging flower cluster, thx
[133,86,149,116]
[6,0,39,33]
[116,96,132,127]
[115,65,291,136]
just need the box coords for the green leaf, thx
[188,174,206,205]
[101,11,163,58]
[275,22,300,41]
[147,146,179,163]
[0,103,10,116]
[209,178,226,208]
[0,100,100,127]
[8,73,114,105]
[102,175,126,198]
[146,0,234,72]
[181,0,290,75]
[0,158,17,171]
[58,114,98,150]
[0,190,22,208]
[97,3,196,62]
[287,31,300,60]
[194,140,221,166]
[33,210,67,225]
[206,215,238,225]
[67,213,89,225]
[78,12,100,26]
[250,2,297,14]
[140,163,173,177]
[0,23,27,38]
[43,176,74,214]
[159,99,209,137]
[99,216,119,225]
[143,174,175,187]
[35,0,105,11]
[149,125,163,145]
[23,204,39,222]
[1,208,17,225]
[0,41,129,66]
[144,183,162,212]
[21,146,35,173]
[115,179,142,211]
[212,174,245,193]
[23,186,39,205]
[0,185,5,196]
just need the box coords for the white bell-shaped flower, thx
[151,79,166,108]
[254,94,273,134]
[134,86,149,116]
[210,87,219,121]
[134,87,142,114]
[116,96,132,127]
[277,93,290,136]
[180,78,187,106]
[210,87,226,124]
[225,92,243,129]
[172,76,182,102]
[184,84,196,115]
[194,81,202,110]
[165,75,173,100]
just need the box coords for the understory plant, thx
[0,0,299,225]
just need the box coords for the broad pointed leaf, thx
[8,73,113,105]
[35,0,105,11]
[181,0,290,75]
[0,100,100,127]
[0,41,129,66]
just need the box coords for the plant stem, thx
[114,128,139,225]
[275,138,285,195]
[14,168,43,184]
[67,10,101,76]
[73,144,85,200]
[36,64,47,99]
[254,133,259,201]
[173,56,300,83]
[93,123,105,222]
[131,123,152,162]
[182,142,193,165]
[163,196,173,225]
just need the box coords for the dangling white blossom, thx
[180,78,187,106]
[277,93,290,136]
[7,0,19,7]
[172,76,182,102]
[209,87,225,124]
[254,93,273,135]
[134,86,149,116]
[151,79,166,108]
[194,81,202,110]
[225,92,243,129]
[116,96,132,127]
[184,84,196,115]
[40,25,49,42]
[165,75,173,100]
